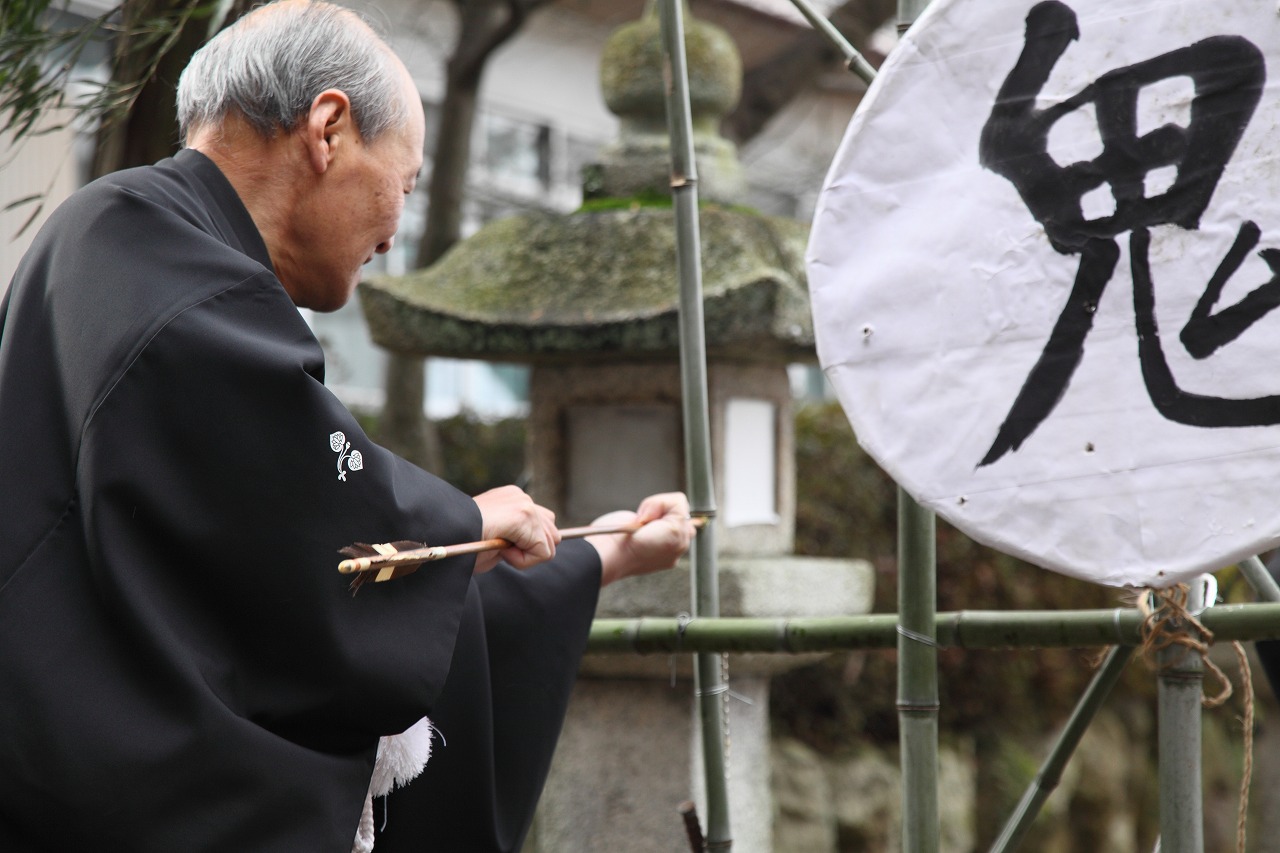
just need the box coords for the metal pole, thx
[987,646,1135,853]
[659,0,732,848]
[1157,579,1211,853]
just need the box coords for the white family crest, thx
[329,430,364,481]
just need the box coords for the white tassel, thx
[352,716,439,853]
[352,793,376,853]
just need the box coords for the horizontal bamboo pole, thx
[587,602,1280,654]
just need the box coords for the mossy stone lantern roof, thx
[360,204,813,364]
[359,4,816,366]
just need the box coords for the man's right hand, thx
[471,485,560,574]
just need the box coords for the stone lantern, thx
[360,6,872,850]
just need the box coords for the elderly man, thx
[0,2,695,851]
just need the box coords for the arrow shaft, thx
[338,518,663,575]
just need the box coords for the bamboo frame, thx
[648,2,1280,850]
[988,558,1278,852]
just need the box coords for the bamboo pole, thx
[785,0,878,84]
[893,3,937,849]
[774,4,945,846]
[898,490,939,853]
[1158,579,1212,853]
[586,602,1280,653]
[987,646,1135,853]
[658,0,732,848]
[1240,555,1280,602]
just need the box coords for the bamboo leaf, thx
[12,201,46,238]
[3,193,44,212]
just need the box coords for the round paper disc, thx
[808,0,1280,586]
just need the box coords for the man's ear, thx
[302,89,354,175]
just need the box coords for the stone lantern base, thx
[526,555,874,852]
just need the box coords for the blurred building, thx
[1,0,882,414]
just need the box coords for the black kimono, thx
[0,149,599,852]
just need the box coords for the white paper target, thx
[807,0,1280,587]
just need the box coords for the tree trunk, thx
[378,355,443,472]
[417,75,478,268]
[377,0,545,475]
[91,0,251,177]
[376,53,482,474]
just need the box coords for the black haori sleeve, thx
[373,542,602,852]
[84,273,481,741]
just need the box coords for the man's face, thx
[286,94,425,312]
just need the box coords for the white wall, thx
[0,115,83,291]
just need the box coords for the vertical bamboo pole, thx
[890,5,936,852]
[659,0,732,848]
[898,491,938,853]
[1157,580,1210,853]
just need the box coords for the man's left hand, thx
[586,492,699,587]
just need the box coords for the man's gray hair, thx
[177,1,409,144]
